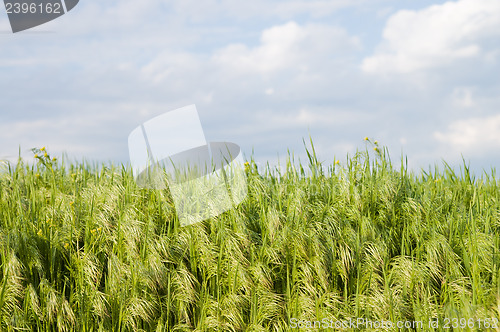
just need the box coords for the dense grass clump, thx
[1,142,500,331]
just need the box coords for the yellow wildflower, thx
[41,147,46,152]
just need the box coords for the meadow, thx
[1,140,500,331]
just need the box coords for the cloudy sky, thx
[1,0,499,175]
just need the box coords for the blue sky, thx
[1,0,500,175]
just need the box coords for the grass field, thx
[1,140,500,331]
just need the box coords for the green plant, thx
[0,142,499,331]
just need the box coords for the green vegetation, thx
[1,140,500,331]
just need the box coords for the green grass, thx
[1,140,500,331]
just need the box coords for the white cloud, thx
[212,21,360,75]
[212,21,307,74]
[434,114,500,153]
[136,20,361,110]
[362,0,500,74]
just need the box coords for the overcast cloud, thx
[1,0,499,175]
